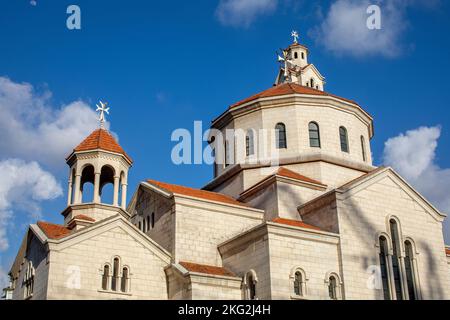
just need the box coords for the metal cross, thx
[96,100,110,128]
[291,30,299,44]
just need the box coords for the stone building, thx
[4,36,450,300]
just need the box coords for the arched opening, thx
[151,212,155,229]
[80,165,95,203]
[100,165,115,205]
[379,236,391,300]
[309,122,321,148]
[339,126,349,153]
[294,52,298,59]
[301,52,305,59]
[404,240,417,300]
[294,271,303,296]
[328,276,338,300]
[244,271,257,300]
[246,129,255,156]
[111,257,120,292]
[102,264,110,290]
[389,219,404,300]
[310,78,315,88]
[121,267,129,293]
[275,123,287,149]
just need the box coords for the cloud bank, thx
[311,0,439,57]
[383,126,450,242]
[215,0,278,28]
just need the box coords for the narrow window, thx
[102,265,110,290]
[294,271,303,296]
[309,122,321,148]
[121,267,129,293]
[361,136,367,162]
[404,241,416,300]
[225,141,231,167]
[275,123,287,149]
[339,126,349,153]
[111,258,120,292]
[390,220,404,300]
[328,276,338,300]
[246,130,255,156]
[146,216,150,232]
[379,236,391,300]
[151,212,155,229]
[142,218,147,233]
[248,275,256,300]
[294,52,298,59]
[310,78,314,88]
[301,52,305,59]
[138,221,141,231]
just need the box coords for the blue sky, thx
[1,0,450,283]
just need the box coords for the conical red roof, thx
[72,128,132,163]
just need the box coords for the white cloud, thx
[0,159,62,252]
[0,264,7,290]
[311,0,438,57]
[0,77,107,168]
[383,126,450,243]
[215,0,278,28]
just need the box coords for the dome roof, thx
[230,83,360,109]
[69,128,132,163]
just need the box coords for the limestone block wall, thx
[12,236,49,300]
[244,183,279,221]
[336,174,450,300]
[267,225,341,300]
[174,198,264,266]
[45,224,169,300]
[132,188,175,255]
[221,230,272,300]
[189,274,242,300]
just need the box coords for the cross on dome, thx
[291,30,299,44]
[96,100,109,128]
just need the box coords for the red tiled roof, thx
[147,180,250,208]
[37,221,72,240]
[73,214,95,222]
[72,129,132,162]
[446,248,450,256]
[230,83,359,109]
[271,217,322,231]
[276,167,326,186]
[179,261,236,277]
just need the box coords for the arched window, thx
[379,236,391,300]
[146,216,150,232]
[310,78,315,88]
[294,271,303,296]
[404,241,417,300]
[339,126,349,153]
[361,136,367,162]
[121,267,129,293]
[294,52,298,59]
[151,212,155,229]
[142,218,147,233]
[275,123,287,149]
[389,219,404,300]
[102,265,110,290]
[246,130,255,156]
[328,276,338,300]
[301,52,305,59]
[309,122,321,148]
[244,271,257,300]
[111,258,120,292]
[138,221,141,231]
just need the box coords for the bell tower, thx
[62,102,133,228]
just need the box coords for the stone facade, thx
[4,37,450,300]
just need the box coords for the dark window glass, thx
[246,130,255,156]
[328,276,337,300]
[121,268,128,293]
[339,127,349,153]
[102,265,109,290]
[390,220,404,300]
[404,241,416,300]
[275,123,287,149]
[248,275,256,300]
[151,212,155,229]
[379,236,391,300]
[309,122,321,147]
[112,258,119,291]
[294,271,302,296]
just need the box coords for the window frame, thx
[308,122,321,148]
[339,126,349,153]
[275,123,287,149]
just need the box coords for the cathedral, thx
[3,35,450,300]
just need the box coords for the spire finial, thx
[96,100,110,129]
[291,30,299,44]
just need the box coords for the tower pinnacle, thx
[96,100,110,129]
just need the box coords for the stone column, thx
[113,176,120,207]
[74,174,82,204]
[67,178,73,206]
[121,182,127,210]
[93,172,101,203]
